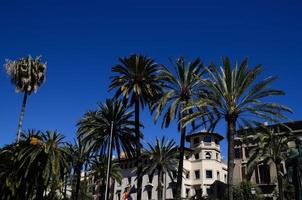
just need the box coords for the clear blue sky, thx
[1,0,302,159]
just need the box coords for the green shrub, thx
[233,182,263,200]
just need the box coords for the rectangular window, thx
[195,153,200,160]
[158,189,163,199]
[195,170,200,179]
[245,147,250,158]
[172,170,177,179]
[172,188,177,198]
[186,188,190,197]
[255,167,259,184]
[128,177,131,184]
[241,166,246,180]
[147,190,152,200]
[206,170,213,178]
[259,165,270,184]
[148,174,153,183]
[224,174,227,182]
[216,153,219,160]
[217,171,220,181]
[235,148,242,159]
[195,188,202,197]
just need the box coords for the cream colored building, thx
[113,131,227,200]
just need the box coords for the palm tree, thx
[77,98,137,198]
[78,99,137,159]
[91,157,123,200]
[4,56,46,143]
[0,130,70,199]
[142,137,179,200]
[109,54,163,200]
[67,139,91,200]
[152,57,206,198]
[247,124,293,200]
[18,130,70,199]
[182,58,291,200]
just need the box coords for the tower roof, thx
[186,131,224,142]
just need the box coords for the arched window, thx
[205,152,212,159]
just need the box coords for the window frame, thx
[205,170,213,179]
[194,153,200,160]
[194,170,200,179]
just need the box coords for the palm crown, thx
[152,57,206,128]
[77,98,137,159]
[109,54,162,107]
[183,58,291,128]
[142,137,179,200]
[4,55,46,94]
[143,137,179,177]
[91,156,123,184]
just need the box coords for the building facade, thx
[233,121,302,200]
[112,131,227,200]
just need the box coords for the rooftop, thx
[186,131,224,142]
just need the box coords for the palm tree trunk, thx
[36,176,45,200]
[276,162,284,200]
[176,112,186,199]
[135,98,143,200]
[73,162,83,200]
[226,116,236,200]
[158,168,163,200]
[16,91,28,143]
[110,180,115,200]
[63,174,68,200]
[163,172,167,200]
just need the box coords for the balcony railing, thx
[204,142,212,146]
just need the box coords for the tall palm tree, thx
[4,56,46,143]
[152,57,207,198]
[247,124,293,200]
[67,139,91,200]
[182,58,291,200]
[77,98,137,198]
[142,137,179,200]
[109,54,163,200]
